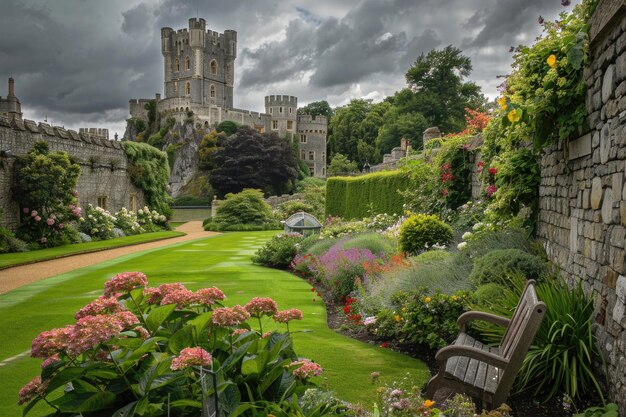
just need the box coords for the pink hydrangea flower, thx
[170,347,213,371]
[68,314,124,356]
[104,272,148,297]
[161,288,198,309]
[46,218,55,226]
[485,184,498,197]
[261,331,273,339]
[23,207,29,214]
[18,376,49,405]
[34,216,41,222]
[115,311,140,329]
[143,283,187,304]
[75,296,124,320]
[211,305,250,327]
[41,354,61,369]
[244,297,278,318]
[31,210,38,217]
[59,223,65,229]
[273,308,303,323]
[195,287,225,305]
[231,328,249,337]
[135,326,150,339]
[290,359,323,379]
[31,326,73,358]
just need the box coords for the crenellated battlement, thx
[264,95,298,107]
[297,114,328,126]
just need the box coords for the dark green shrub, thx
[473,283,507,308]
[325,171,410,219]
[469,248,546,286]
[214,189,273,226]
[276,200,314,219]
[0,227,29,253]
[252,234,304,268]
[398,214,453,254]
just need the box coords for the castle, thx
[128,18,327,178]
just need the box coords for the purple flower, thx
[538,15,544,24]
[561,0,570,5]
[509,46,515,53]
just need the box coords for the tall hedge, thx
[325,171,410,219]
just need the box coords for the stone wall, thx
[0,116,144,230]
[536,1,626,411]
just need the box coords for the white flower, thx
[462,231,473,240]
[472,222,483,231]
[457,242,467,250]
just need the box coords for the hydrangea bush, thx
[20,272,337,416]
[78,204,116,240]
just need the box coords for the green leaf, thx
[187,312,213,335]
[145,304,176,333]
[241,355,260,376]
[567,45,584,70]
[168,325,195,354]
[52,391,116,412]
[45,367,86,393]
[169,399,202,408]
[111,401,138,417]
[22,397,41,417]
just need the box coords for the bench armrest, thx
[457,311,510,331]
[435,345,509,369]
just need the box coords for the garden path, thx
[0,221,218,294]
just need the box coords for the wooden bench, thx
[426,279,546,408]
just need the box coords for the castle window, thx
[185,82,191,95]
[175,58,180,71]
[129,194,137,212]
[300,134,307,143]
[287,121,293,130]
[97,196,109,210]
[289,107,292,114]
[272,120,278,130]
[174,81,178,93]
[322,151,326,161]
[308,151,314,161]
[309,166,315,175]
[185,56,190,70]
[210,85,216,98]
[279,107,282,113]
[322,167,326,176]
[270,108,273,114]
[210,60,217,75]
[300,150,305,159]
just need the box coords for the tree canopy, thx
[297,100,334,119]
[210,126,299,196]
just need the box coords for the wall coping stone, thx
[590,0,626,44]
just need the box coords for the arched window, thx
[210,60,217,75]
[185,56,190,70]
[185,82,191,95]
[175,58,180,71]
[210,85,216,98]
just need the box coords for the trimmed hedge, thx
[325,171,410,219]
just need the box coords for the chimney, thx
[8,78,15,96]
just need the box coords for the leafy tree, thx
[198,130,225,171]
[216,120,239,135]
[210,126,298,196]
[376,107,428,155]
[214,189,273,225]
[297,100,334,119]
[327,153,358,177]
[328,99,371,163]
[404,45,484,133]
[144,100,157,129]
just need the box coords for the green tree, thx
[327,153,358,176]
[198,130,225,171]
[216,120,239,135]
[328,99,371,163]
[210,126,299,196]
[404,45,484,133]
[297,100,334,119]
[376,107,428,155]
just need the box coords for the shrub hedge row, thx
[325,171,410,219]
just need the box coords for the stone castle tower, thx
[264,95,297,138]
[161,18,236,108]
[0,78,22,121]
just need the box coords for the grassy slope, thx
[0,231,429,416]
[0,231,185,269]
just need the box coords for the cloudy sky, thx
[0,0,578,137]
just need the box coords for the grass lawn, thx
[168,221,187,228]
[0,231,429,416]
[0,231,185,270]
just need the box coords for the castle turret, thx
[297,114,328,178]
[265,95,297,138]
[0,77,22,121]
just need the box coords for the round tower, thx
[264,95,297,138]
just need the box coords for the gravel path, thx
[0,221,218,295]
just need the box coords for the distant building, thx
[128,18,327,178]
[0,78,22,121]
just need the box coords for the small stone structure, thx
[370,137,413,172]
[0,80,143,230]
[536,1,626,411]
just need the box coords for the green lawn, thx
[0,231,185,269]
[168,221,187,228]
[0,232,429,416]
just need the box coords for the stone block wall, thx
[0,116,144,230]
[536,1,626,411]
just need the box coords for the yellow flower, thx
[423,400,435,408]
[451,295,458,301]
[424,297,432,303]
[497,97,507,110]
[507,109,521,123]
[547,54,557,69]
[394,314,402,322]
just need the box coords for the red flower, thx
[442,189,449,197]
[488,167,497,175]
[485,184,498,197]
[343,305,352,314]
[380,342,388,348]
[311,288,315,292]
